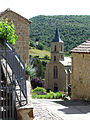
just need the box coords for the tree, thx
[29,40,36,47]
[0,19,18,45]
[30,15,90,52]
[44,55,49,60]
[36,43,44,50]
[33,56,45,78]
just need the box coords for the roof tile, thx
[70,39,90,53]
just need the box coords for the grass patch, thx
[30,48,50,58]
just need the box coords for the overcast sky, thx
[0,0,90,19]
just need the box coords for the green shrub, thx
[55,92,63,99]
[32,89,63,99]
[0,19,18,45]
[49,95,53,99]
[45,94,50,99]
[36,43,44,50]
[25,64,30,75]
[32,93,37,98]
[32,87,47,93]
[30,40,36,48]
[44,55,49,60]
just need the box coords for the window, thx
[53,66,58,79]
[61,45,62,51]
[54,45,56,51]
[61,55,63,59]
[54,56,56,61]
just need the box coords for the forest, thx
[30,15,90,52]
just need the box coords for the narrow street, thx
[33,99,63,120]
[32,99,90,120]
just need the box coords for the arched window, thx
[54,56,56,61]
[53,66,58,79]
[61,45,62,51]
[54,45,56,51]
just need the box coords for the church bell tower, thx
[51,28,64,62]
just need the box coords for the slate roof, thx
[52,28,63,43]
[0,8,32,24]
[70,39,90,53]
[60,57,71,66]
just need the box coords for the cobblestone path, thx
[32,99,63,120]
[32,99,90,120]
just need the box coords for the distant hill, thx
[30,15,90,52]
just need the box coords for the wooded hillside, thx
[30,15,90,52]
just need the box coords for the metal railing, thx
[0,41,27,120]
[5,42,27,106]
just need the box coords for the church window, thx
[61,45,62,51]
[54,56,56,61]
[53,66,58,79]
[61,55,63,59]
[55,45,56,51]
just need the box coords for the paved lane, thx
[32,99,90,120]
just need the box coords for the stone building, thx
[45,28,71,91]
[0,8,32,63]
[0,9,33,120]
[70,39,90,101]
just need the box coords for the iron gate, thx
[0,41,27,120]
[0,46,17,120]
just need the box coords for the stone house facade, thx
[70,39,90,101]
[45,28,71,91]
[0,9,33,120]
[0,8,32,63]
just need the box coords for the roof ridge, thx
[70,39,90,53]
[0,8,32,24]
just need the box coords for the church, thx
[45,28,71,91]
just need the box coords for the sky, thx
[0,0,90,19]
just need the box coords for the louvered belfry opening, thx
[0,41,27,120]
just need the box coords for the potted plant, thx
[25,64,30,80]
[0,19,18,46]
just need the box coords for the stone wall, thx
[45,61,66,91]
[17,80,33,120]
[0,10,30,63]
[71,53,90,100]
[51,42,64,61]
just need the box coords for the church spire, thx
[52,28,63,43]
